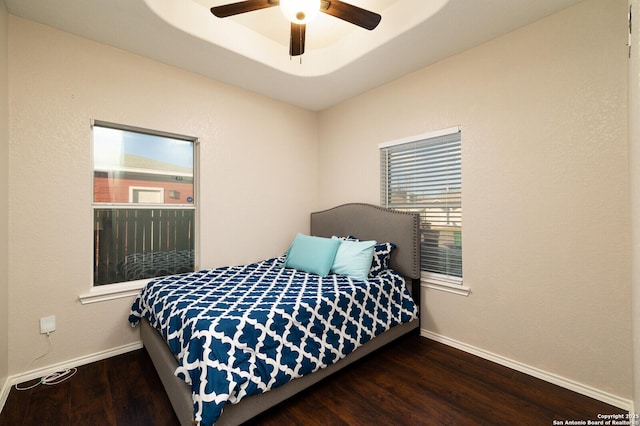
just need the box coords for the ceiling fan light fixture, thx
[280,0,321,24]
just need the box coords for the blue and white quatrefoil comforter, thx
[128,257,418,426]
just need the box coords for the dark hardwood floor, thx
[0,333,626,426]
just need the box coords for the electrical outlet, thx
[40,315,56,334]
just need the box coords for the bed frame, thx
[140,203,421,425]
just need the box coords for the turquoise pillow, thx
[283,233,341,276]
[331,238,377,281]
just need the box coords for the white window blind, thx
[381,128,462,282]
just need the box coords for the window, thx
[381,127,468,296]
[92,121,198,286]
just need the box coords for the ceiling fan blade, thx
[290,23,306,56]
[320,0,381,30]
[211,0,278,18]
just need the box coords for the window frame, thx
[380,126,470,297]
[80,120,199,304]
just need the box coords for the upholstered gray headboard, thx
[310,203,420,280]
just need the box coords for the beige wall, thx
[629,0,640,413]
[0,0,9,390]
[319,0,631,400]
[7,16,318,375]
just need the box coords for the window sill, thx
[79,280,147,305]
[421,274,470,297]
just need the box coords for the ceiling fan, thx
[210,0,382,57]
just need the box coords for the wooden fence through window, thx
[94,208,195,285]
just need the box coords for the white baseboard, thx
[0,340,143,414]
[421,328,634,412]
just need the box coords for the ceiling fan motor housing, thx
[280,0,321,24]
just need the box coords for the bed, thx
[129,203,421,426]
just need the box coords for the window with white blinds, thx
[380,127,463,287]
